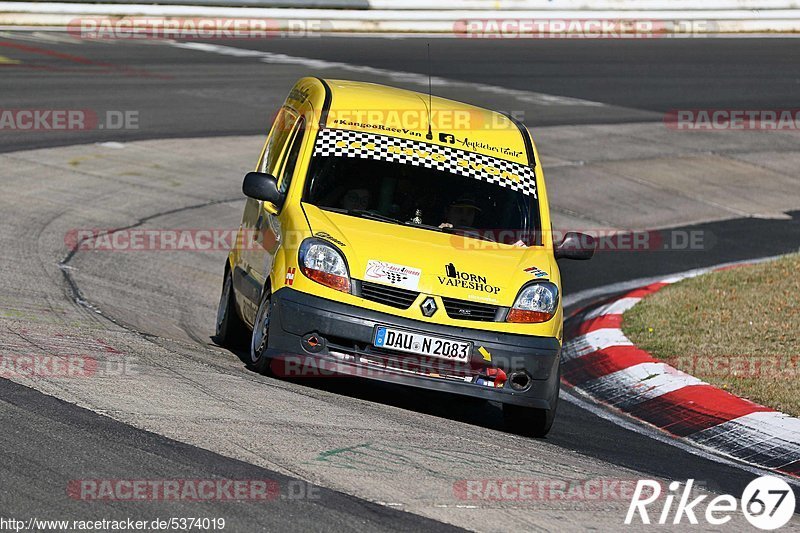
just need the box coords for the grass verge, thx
[623,253,800,417]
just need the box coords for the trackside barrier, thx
[1,0,796,8]
[1,3,800,34]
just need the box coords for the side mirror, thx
[242,172,283,207]
[555,231,596,260]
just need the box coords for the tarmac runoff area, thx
[0,122,799,530]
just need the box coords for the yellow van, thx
[215,78,594,436]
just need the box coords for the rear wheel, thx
[249,286,273,375]
[503,367,560,438]
[503,403,557,438]
[215,266,248,348]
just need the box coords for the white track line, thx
[583,297,644,319]
[168,40,607,108]
[563,254,789,309]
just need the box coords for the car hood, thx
[302,203,557,306]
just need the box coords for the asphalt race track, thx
[3,36,800,152]
[0,33,799,531]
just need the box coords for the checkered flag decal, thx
[314,128,537,198]
[384,272,407,284]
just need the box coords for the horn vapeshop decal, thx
[313,128,537,198]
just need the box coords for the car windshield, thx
[302,131,539,245]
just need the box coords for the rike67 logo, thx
[626,476,795,529]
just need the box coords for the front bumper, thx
[266,287,561,409]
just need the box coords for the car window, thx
[305,154,536,245]
[277,118,306,195]
[303,129,538,245]
[260,107,298,176]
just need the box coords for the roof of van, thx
[320,79,533,166]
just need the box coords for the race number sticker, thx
[364,260,421,291]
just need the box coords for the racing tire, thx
[215,265,249,348]
[502,367,560,438]
[249,285,273,375]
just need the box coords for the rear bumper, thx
[266,287,561,409]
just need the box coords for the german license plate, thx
[373,326,471,362]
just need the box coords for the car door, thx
[248,116,307,289]
[237,107,299,322]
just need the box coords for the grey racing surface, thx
[0,379,459,532]
[2,35,800,152]
[0,32,799,531]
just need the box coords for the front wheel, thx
[249,286,273,375]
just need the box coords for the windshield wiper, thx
[404,221,445,232]
[320,206,502,243]
[321,206,405,225]
[438,226,497,243]
[348,209,406,224]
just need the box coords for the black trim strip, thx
[501,112,536,168]
[301,78,333,234]
[500,113,541,245]
[314,77,332,129]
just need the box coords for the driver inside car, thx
[439,197,481,229]
[341,188,371,211]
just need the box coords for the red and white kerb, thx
[562,268,800,479]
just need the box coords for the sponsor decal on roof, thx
[438,131,523,159]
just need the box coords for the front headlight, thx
[298,239,351,293]
[507,282,559,323]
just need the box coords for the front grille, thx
[441,297,499,321]
[360,280,419,309]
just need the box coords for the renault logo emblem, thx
[420,297,437,317]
